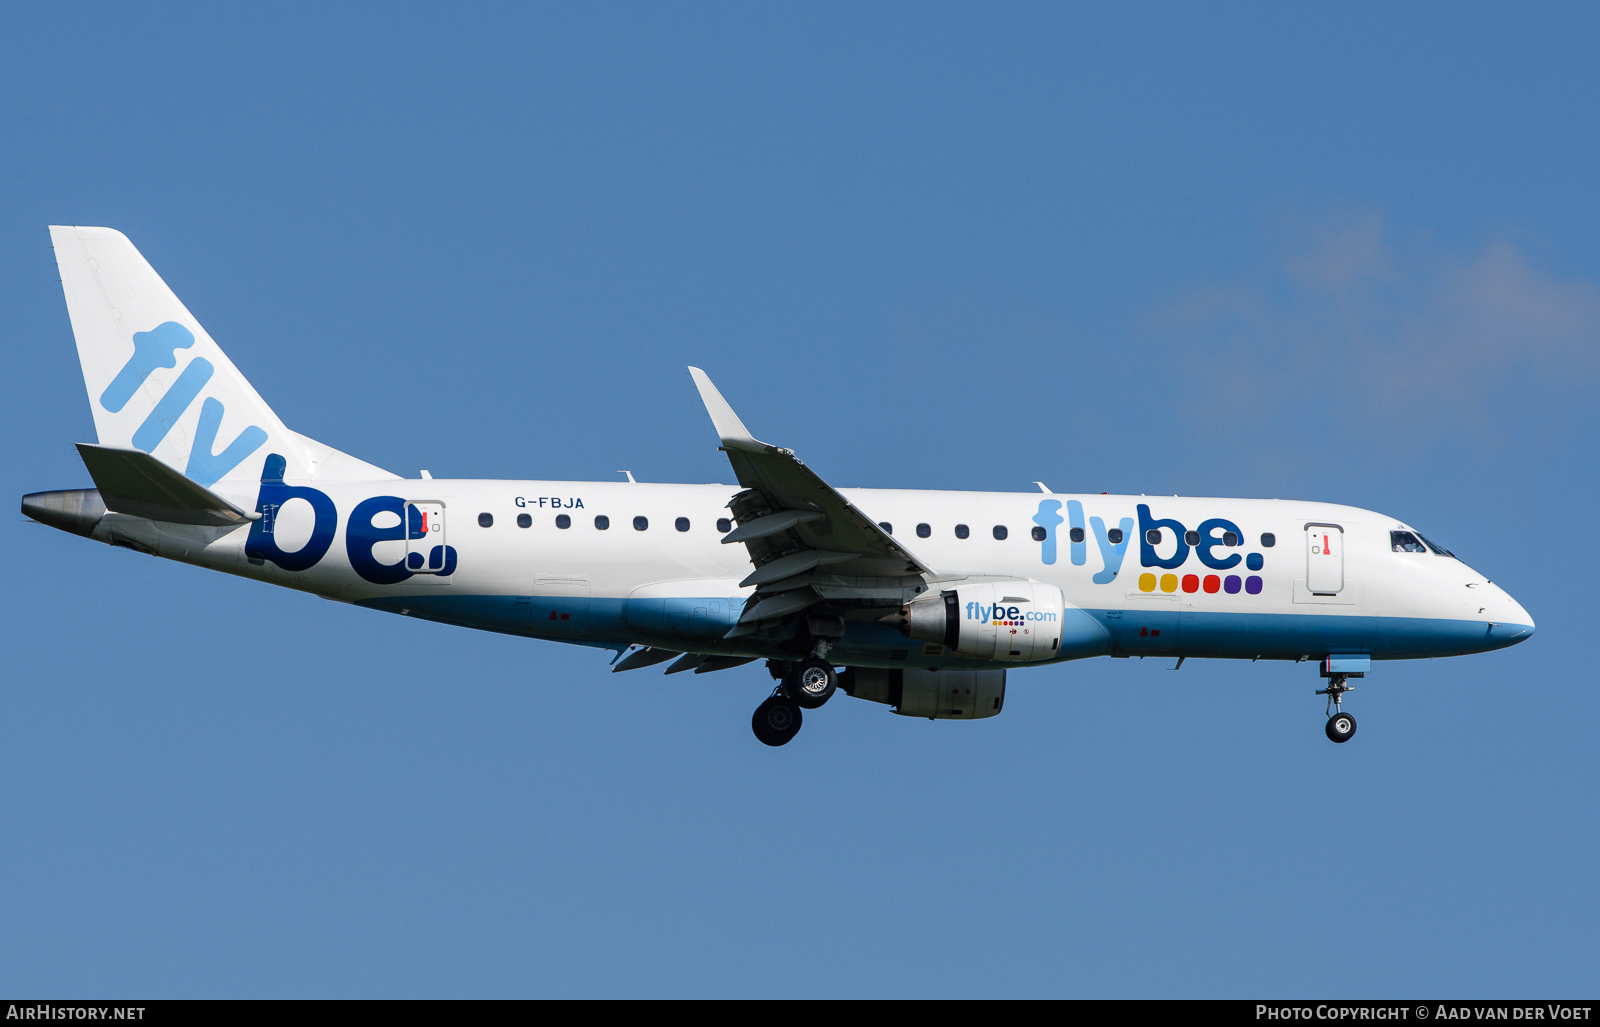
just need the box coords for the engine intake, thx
[882,580,1066,662]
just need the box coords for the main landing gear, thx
[752,693,803,747]
[751,655,839,746]
[1317,674,1357,743]
[782,657,838,709]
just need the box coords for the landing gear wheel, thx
[1326,711,1357,743]
[752,696,803,746]
[782,658,837,709]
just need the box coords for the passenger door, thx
[1305,523,1344,595]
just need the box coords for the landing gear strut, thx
[1317,674,1357,743]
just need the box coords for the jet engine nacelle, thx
[887,580,1066,662]
[841,667,1006,720]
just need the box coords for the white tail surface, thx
[49,226,398,491]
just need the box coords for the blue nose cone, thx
[1487,621,1534,646]
[1482,592,1535,650]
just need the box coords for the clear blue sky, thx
[2,3,1596,998]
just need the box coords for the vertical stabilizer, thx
[48,226,396,491]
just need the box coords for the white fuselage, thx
[90,477,1535,671]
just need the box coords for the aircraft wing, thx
[688,368,931,632]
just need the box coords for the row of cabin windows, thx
[872,522,1276,548]
[477,511,1280,551]
[1141,529,1264,547]
[479,512,737,533]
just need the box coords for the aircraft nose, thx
[1489,593,1535,646]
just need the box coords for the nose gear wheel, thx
[1316,674,1357,743]
[1326,710,1357,743]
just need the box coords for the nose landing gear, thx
[1316,674,1357,743]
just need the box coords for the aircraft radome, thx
[23,227,1535,746]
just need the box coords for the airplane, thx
[23,227,1535,747]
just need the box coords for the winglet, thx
[687,367,766,453]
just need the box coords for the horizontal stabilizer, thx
[76,443,260,526]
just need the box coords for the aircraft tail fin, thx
[48,226,397,490]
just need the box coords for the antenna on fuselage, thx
[617,470,637,483]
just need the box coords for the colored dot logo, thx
[1140,566,1263,595]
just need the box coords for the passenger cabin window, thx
[595,515,610,530]
[993,525,1008,540]
[675,517,690,532]
[916,523,931,538]
[478,512,493,528]
[1260,532,1276,547]
[1069,527,1084,543]
[550,514,566,530]
[1033,526,1048,542]
[1146,529,1163,545]
[633,516,649,531]
[1223,531,1238,547]
[518,513,533,528]
[716,518,732,533]
[1107,528,1124,544]
[1184,530,1200,545]
[878,522,892,534]
[954,524,970,539]
[1391,531,1427,553]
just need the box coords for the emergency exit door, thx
[1305,523,1344,595]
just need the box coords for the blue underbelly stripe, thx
[353,595,1529,663]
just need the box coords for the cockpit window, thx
[1417,533,1455,558]
[1391,531,1427,553]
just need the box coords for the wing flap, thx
[739,549,857,588]
[720,509,823,544]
